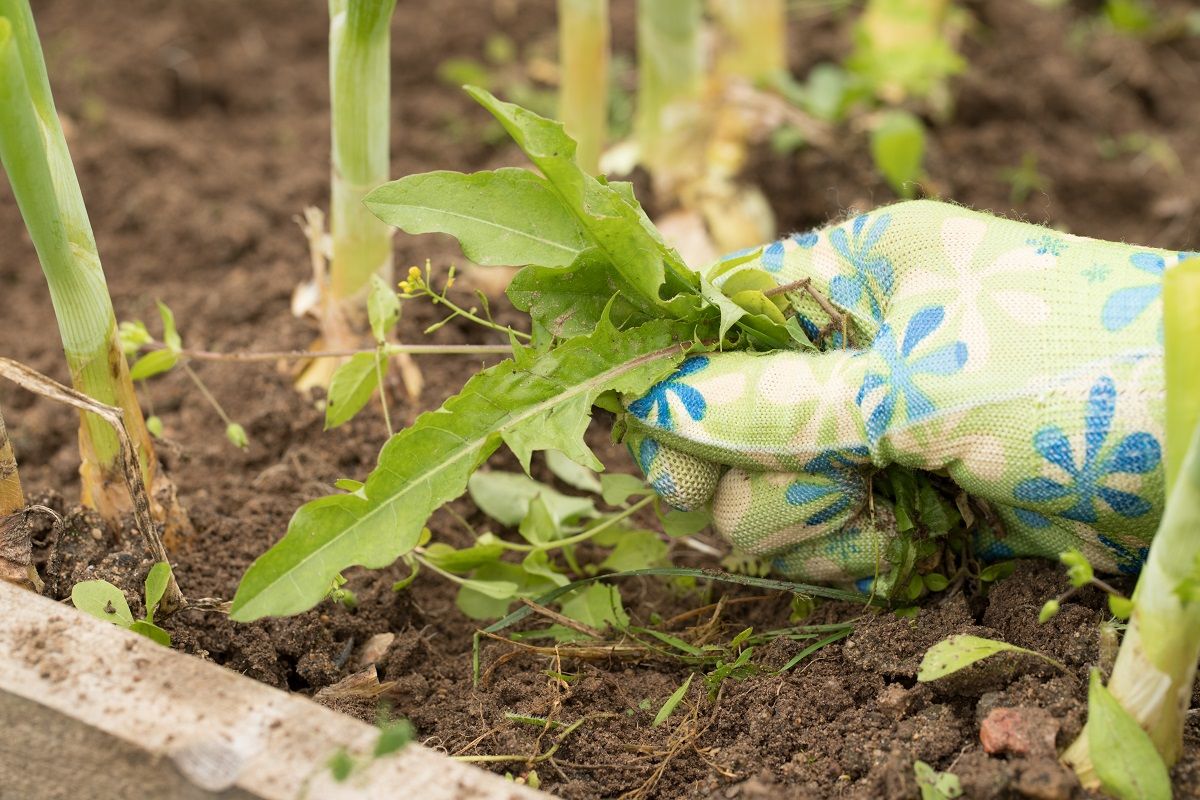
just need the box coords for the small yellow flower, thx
[407,266,422,281]
[398,281,411,293]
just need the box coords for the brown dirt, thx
[3,1,1200,798]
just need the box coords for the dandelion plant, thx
[557,0,609,175]
[0,1,166,523]
[1063,257,1200,791]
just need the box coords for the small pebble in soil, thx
[979,706,1059,758]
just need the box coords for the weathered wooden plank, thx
[0,582,543,800]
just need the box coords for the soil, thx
[3,1,1200,798]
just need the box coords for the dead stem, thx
[0,357,183,614]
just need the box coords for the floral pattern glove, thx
[626,200,1186,583]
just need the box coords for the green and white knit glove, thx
[626,200,1185,584]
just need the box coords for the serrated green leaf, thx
[600,473,652,507]
[599,530,668,572]
[917,634,1062,682]
[368,274,401,342]
[365,169,590,269]
[325,352,381,429]
[507,255,652,339]
[468,471,595,528]
[466,86,695,309]
[1087,669,1171,800]
[653,673,694,727]
[143,562,171,624]
[230,319,686,621]
[870,110,925,199]
[545,449,603,494]
[129,620,171,647]
[71,580,134,628]
[130,349,178,381]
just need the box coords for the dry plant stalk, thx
[0,357,182,613]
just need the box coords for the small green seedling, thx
[328,715,414,783]
[917,634,1064,682]
[70,562,174,646]
[120,301,249,450]
[652,673,694,727]
[870,110,926,199]
[1038,549,1133,624]
[914,760,962,800]
[999,152,1050,204]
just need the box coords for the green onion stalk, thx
[847,0,962,106]
[0,2,164,523]
[635,0,706,200]
[711,0,786,84]
[557,0,609,176]
[1064,258,1200,781]
[328,0,397,313]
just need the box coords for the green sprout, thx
[0,0,164,522]
[70,562,175,647]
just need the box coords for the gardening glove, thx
[626,200,1186,584]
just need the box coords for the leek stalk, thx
[557,0,609,175]
[0,2,157,520]
[711,0,786,83]
[1064,258,1200,781]
[328,0,397,303]
[635,0,705,197]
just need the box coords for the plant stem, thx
[557,0,609,175]
[0,2,159,521]
[711,0,786,83]
[171,343,513,362]
[328,0,397,302]
[489,495,658,553]
[426,292,533,341]
[0,403,22,515]
[1164,258,1200,491]
[1063,258,1200,781]
[635,0,706,199]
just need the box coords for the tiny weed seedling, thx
[70,562,174,646]
[914,760,962,800]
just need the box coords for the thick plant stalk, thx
[0,400,41,593]
[0,403,20,515]
[1165,258,1200,489]
[557,0,609,175]
[1063,258,1200,781]
[635,0,705,199]
[711,0,786,83]
[0,2,160,523]
[328,0,397,303]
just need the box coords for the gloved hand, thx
[626,200,1187,584]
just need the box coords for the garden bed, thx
[3,1,1200,798]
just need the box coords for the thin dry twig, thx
[0,357,183,614]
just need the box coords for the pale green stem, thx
[0,2,156,518]
[0,402,22,515]
[711,0,786,83]
[487,495,657,553]
[1063,259,1200,780]
[329,0,397,301]
[1164,258,1200,491]
[557,0,609,175]
[635,0,705,198]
